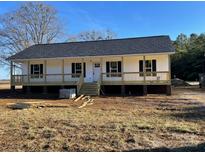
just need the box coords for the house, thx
[7,35,175,96]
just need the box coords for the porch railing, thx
[11,71,170,86]
[11,73,82,85]
[101,71,170,84]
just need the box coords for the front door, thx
[93,63,101,82]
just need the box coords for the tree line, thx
[172,33,205,81]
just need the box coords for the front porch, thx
[10,54,171,95]
[10,71,171,96]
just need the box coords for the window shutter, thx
[152,60,156,72]
[139,60,144,77]
[40,64,43,74]
[139,60,143,72]
[72,63,75,74]
[106,62,110,77]
[31,65,33,74]
[118,61,121,72]
[83,63,86,77]
[106,62,110,73]
[152,60,156,76]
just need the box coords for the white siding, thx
[46,60,62,82]
[123,56,143,81]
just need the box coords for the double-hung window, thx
[139,60,156,76]
[72,63,86,78]
[145,60,152,76]
[106,61,121,77]
[30,64,43,78]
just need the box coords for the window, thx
[139,60,156,76]
[145,60,152,76]
[106,61,121,77]
[110,62,117,73]
[30,64,43,78]
[72,63,86,78]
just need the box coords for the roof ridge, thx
[35,35,170,46]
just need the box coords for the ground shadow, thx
[126,142,205,152]
[0,89,59,100]
[170,105,205,121]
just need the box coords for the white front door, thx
[93,63,101,82]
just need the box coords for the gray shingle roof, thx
[8,35,175,60]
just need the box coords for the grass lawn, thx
[0,85,205,151]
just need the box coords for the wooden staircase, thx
[79,82,99,96]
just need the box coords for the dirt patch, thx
[0,85,205,151]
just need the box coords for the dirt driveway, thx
[0,85,205,151]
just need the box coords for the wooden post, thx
[27,61,30,84]
[168,54,171,82]
[143,85,147,96]
[166,85,171,96]
[13,63,16,84]
[81,58,84,79]
[100,57,103,82]
[10,61,13,85]
[143,55,146,83]
[121,85,125,96]
[13,63,15,76]
[62,59,64,83]
[142,56,147,96]
[26,86,31,94]
[121,56,124,82]
[10,61,15,92]
[43,86,48,94]
[44,60,47,83]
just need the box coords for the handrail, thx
[11,73,83,86]
[13,72,169,77]
[101,71,170,82]
[12,73,82,77]
[101,71,169,75]
[11,71,170,87]
[77,73,84,94]
[101,72,123,75]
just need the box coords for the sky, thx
[1,1,205,79]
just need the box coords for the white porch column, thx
[27,61,30,83]
[81,58,84,77]
[168,54,171,81]
[143,55,147,95]
[62,59,64,83]
[143,55,146,83]
[44,60,47,83]
[121,56,124,82]
[100,57,103,82]
[13,63,16,76]
[10,61,14,90]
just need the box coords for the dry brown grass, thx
[0,84,205,151]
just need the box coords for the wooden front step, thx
[79,82,99,96]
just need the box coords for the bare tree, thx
[68,29,117,42]
[0,2,63,65]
